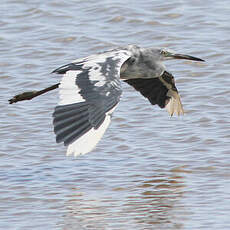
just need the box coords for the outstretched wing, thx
[52,49,131,156]
[124,71,184,116]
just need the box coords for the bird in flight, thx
[9,45,204,156]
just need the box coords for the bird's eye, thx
[161,50,167,55]
[128,57,136,65]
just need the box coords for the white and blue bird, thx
[9,45,204,156]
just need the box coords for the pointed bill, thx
[171,53,205,62]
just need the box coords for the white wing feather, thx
[55,49,131,156]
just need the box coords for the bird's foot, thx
[9,91,38,104]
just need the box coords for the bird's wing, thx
[52,49,131,156]
[124,71,184,116]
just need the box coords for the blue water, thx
[1,0,230,229]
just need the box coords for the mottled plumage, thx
[9,45,204,156]
[52,49,131,155]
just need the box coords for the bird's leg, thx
[9,83,60,104]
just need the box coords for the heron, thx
[9,45,204,156]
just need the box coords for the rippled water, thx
[1,0,230,229]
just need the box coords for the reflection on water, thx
[1,0,230,229]
[62,167,186,229]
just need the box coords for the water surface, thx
[1,0,230,229]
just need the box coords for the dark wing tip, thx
[124,71,184,116]
[124,78,168,108]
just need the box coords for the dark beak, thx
[172,53,205,62]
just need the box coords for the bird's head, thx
[158,48,205,62]
[121,45,204,80]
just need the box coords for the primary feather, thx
[51,45,203,156]
[53,48,131,156]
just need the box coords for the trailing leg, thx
[9,83,59,104]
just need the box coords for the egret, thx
[9,45,204,156]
